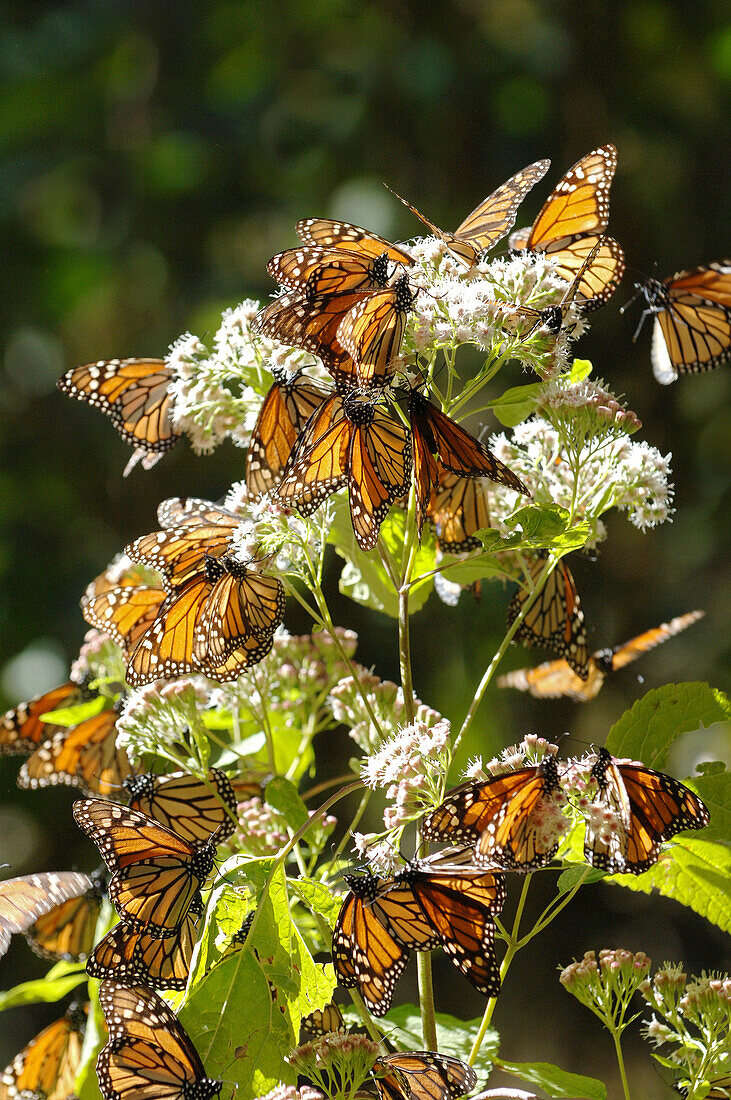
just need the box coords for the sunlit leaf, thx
[606,682,731,769]
[496,1057,607,1099]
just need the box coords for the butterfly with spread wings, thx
[0,1001,87,1100]
[374,851,505,996]
[124,768,237,845]
[389,159,550,267]
[507,552,589,679]
[73,799,219,936]
[277,390,411,551]
[24,867,106,962]
[58,358,180,476]
[97,982,222,1100]
[18,699,140,798]
[421,753,566,871]
[373,1052,477,1100]
[497,610,705,702]
[585,747,710,875]
[408,389,529,534]
[0,871,94,959]
[0,679,95,756]
[509,145,625,308]
[246,368,333,497]
[87,904,200,991]
[624,261,731,384]
[269,218,413,298]
[426,467,491,554]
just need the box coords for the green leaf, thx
[606,683,731,769]
[331,500,435,618]
[569,358,593,382]
[41,694,108,726]
[381,1006,499,1076]
[289,877,342,929]
[0,964,86,1012]
[485,380,544,427]
[556,862,607,894]
[265,776,309,831]
[496,1058,607,1099]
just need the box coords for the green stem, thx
[417,948,438,1050]
[611,1027,633,1100]
[468,875,532,1065]
[451,553,556,758]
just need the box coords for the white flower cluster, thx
[328,672,443,753]
[167,301,316,453]
[70,628,126,686]
[225,481,330,577]
[462,734,560,781]
[402,240,583,377]
[254,1087,324,1100]
[361,718,452,829]
[487,415,674,547]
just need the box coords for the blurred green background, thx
[0,1,729,1093]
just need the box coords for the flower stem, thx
[417,947,439,1050]
[611,1027,633,1100]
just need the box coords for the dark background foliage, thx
[0,1,729,1093]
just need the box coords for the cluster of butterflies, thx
[0,765,254,1100]
[81,497,286,685]
[58,144,730,550]
[331,746,709,1017]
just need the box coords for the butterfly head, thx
[590,746,613,788]
[538,304,565,335]
[342,869,379,899]
[394,273,418,312]
[191,842,217,885]
[343,394,376,427]
[371,252,392,288]
[204,553,228,584]
[65,1000,88,1031]
[593,647,615,674]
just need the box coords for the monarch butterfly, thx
[373,1052,477,1100]
[0,679,95,756]
[375,852,505,996]
[87,905,200,990]
[388,159,550,267]
[245,368,333,497]
[268,235,412,299]
[421,753,565,871]
[585,747,710,875]
[193,554,286,661]
[57,358,180,472]
[126,501,241,591]
[278,390,411,551]
[17,700,139,798]
[332,868,411,1015]
[624,262,731,383]
[124,576,276,687]
[124,768,237,844]
[507,552,589,679]
[253,290,369,386]
[82,584,167,659]
[97,982,222,1100]
[0,871,94,959]
[296,217,415,265]
[25,867,106,962]
[0,1001,87,1100]
[509,145,625,307]
[497,610,705,702]
[426,468,491,554]
[73,799,219,936]
[301,1002,346,1038]
[408,389,529,533]
[512,239,609,335]
[335,274,417,388]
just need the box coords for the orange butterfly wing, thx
[245,370,332,497]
